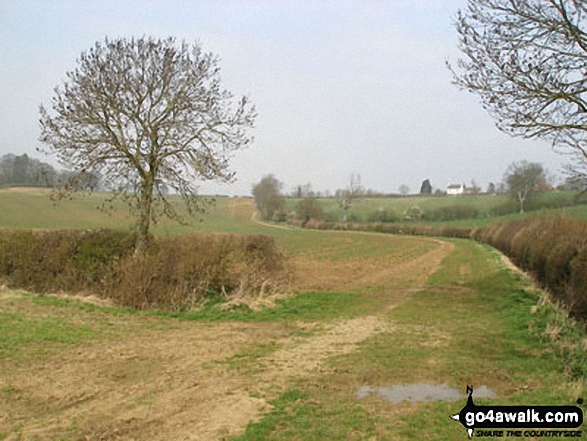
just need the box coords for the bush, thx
[295,198,324,221]
[403,206,424,221]
[0,229,288,311]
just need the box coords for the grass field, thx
[2,187,585,232]
[0,188,586,440]
[0,188,264,235]
[285,191,587,227]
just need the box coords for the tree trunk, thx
[135,178,154,253]
[518,191,526,214]
[342,198,350,223]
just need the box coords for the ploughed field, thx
[0,190,584,440]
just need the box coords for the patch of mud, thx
[356,384,496,403]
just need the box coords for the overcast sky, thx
[0,0,570,196]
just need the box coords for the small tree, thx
[39,36,256,252]
[486,182,496,195]
[252,175,285,221]
[469,179,481,194]
[341,173,363,223]
[292,182,314,198]
[398,184,410,196]
[420,179,432,195]
[505,161,546,213]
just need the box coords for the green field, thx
[285,191,587,227]
[2,187,585,233]
[0,188,265,235]
[0,188,586,440]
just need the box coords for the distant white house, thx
[446,183,465,196]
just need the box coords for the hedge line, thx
[0,229,287,311]
[289,219,473,238]
[472,217,587,320]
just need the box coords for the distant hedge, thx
[0,229,287,311]
[472,217,587,320]
[423,204,479,221]
[287,219,473,239]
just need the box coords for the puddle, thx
[356,384,496,403]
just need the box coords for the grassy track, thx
[234,241,586,440]
[0,189,585,440]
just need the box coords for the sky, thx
[0,0,570,196]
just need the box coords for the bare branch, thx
[449,0,587,174]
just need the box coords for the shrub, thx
[295,198,324,221]
[403,206,424,221]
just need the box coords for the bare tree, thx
[292,182,314,198]
[39,36,256,252]
[340,173,363,223]
[505,161,546,213]
[398,184,410,196]
[449,0,587,170]
[469,179,481,194]
[563,154,587,194]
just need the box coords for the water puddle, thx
[356,384,496,403]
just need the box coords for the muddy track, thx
[1,232,454,440]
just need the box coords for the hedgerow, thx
[0,229,287,311]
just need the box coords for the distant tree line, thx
[0,153,100,190]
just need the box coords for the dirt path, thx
[1,234,454,440]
